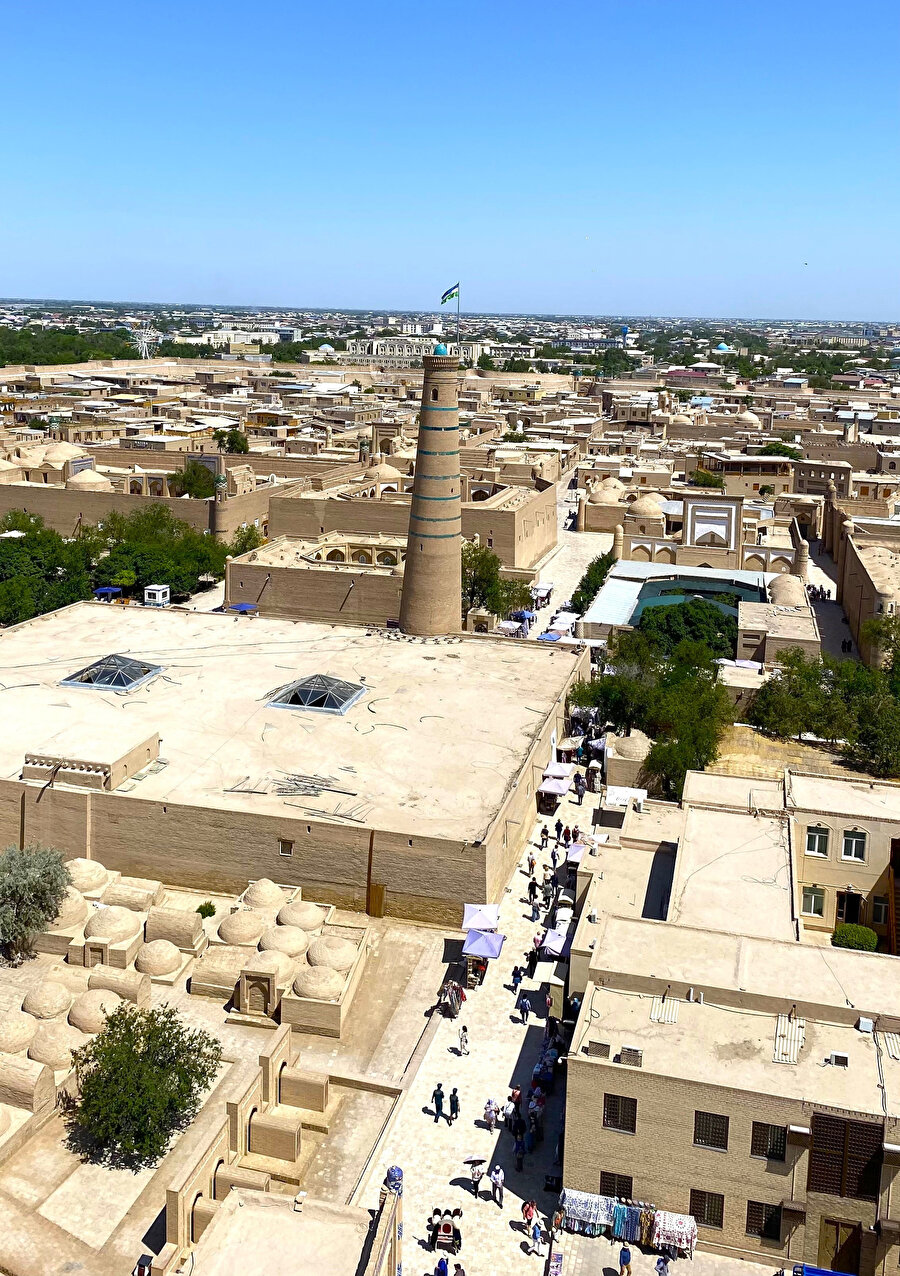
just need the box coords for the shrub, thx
[196,901,216,919]
[0,844,70,959]
[831,923,878,951]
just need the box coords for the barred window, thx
[694,1110,729,1151]
[603,1094,637,1134]
[751,1122,787,1162]
[600,1171,633,1198]
[690,1189,724,1229]
[807,1113,883,1201]
[746,1201,782,1240]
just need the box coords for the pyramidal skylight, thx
[268,674,365,715]
[61,653,162,692]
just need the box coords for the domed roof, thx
[735,408,761,425]
[136,939,182,976]
[44,442,88,462]
[365,459,403,481]
[259,925,310,958]
[307,935,357,972]
[0,1010,37,1053]
[613,729,653,761]
[51,886,88,930]
[433,343,449,355]
[0,459,22,472]
[66,469,113,491]
[16,446,47,465]
[626,495,665,518]
[277,901,327,931]
[716,342,729,352]
[599,476,626,491]
[83,906,142,942]
[68,989,122,1034]
[769,574,806,606]
[66,858,110,892]
[243,878,285,908]
[217,910,266,945]
[671,412,692,425]
[588,487,623,506]
[28,1022,85,1070]
[23,980,73,1020]
[292,965,344,1000]
[243,949,295,983]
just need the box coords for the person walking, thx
[522,1199,536,1229]
[554,817,563,845]
[484,1098,499,1132]
[436,1257,449,1276]
[550,845,559,872]
[490,1164,505,1207]
[540,825,549,850]
[562,826,571,848]
[527,850,536,877]
[511,965,523,995]
[514,1134,525,1171]
[459,1024,469,1056]
[453,1265,466,1276]
[531,895,541,922]
[531,1219,545,1257]
[655,1257,670,1276]
[519,993,532,1024]
[619,1243,633,1276]
[449,1087,460,1124]
[470,1162,484,1196]
[432,1082,445,1124]
[527,878,538,905]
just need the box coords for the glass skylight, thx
[61,653,162,692]
[268,673,365,715]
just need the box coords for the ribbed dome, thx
[69,989,122,1034]
[136,939,182,975]
[66,469,113,491]
[259,925,310,958]
[51,886,88,930]
[218,910,266,945]
[613,729,653,761]
[23,980,73,1020]
[307,935,357,972]
[292,965,344,1000]
[28,1022,85,1070]
[243,949,295,983]
[277,901,327,931]
[243,878,285,908]
[83,906,142,942]
[0,1010,37,1053]
[66,858,110,892]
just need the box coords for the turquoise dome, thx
[433,343,448,355]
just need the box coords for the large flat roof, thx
[0,604,581,842]
[787,770,900,821]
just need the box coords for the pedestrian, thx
[522,1199,535,1229]
[554,818,563,844]
[541,879,552,907]
[526,948,537,978]
[531,896,540,922]
[436,1257,449,1276]
[562,826,571,848]
[527,850,536,877]
[533,931,543,951]
[470,1162,484,1196]
[432,1082,445,1124]
[528,879,538,904]
[531,1219,545,1257]
[459,1024,469,1056]
[655,1257,670,1276]
[514,1135,525,1171]
[540,825,549,850]
[449,1087,460,1123]
[484,1098,499,1131]
[453,1266,466,1276]
[575,776,584,805]
[619,1243,633,1276]
[511,965,523,994]
[520,994,531,1024]
[490,1164,505,1207]
[550,846,559,871]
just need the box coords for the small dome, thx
[671,413,691,425]
[599,476,626,491]
[136,939,182,976]
[626,495,665,518]
[243,878,285,908]
[66,469,113,491]
[587,487,623,506]
[218,910,266,945]
[44,442,88,462]
[365,460,403,481]
[243,949,295,983]
[83,906,142,942]
[28,1022,85,1070]
[716,342,729,352]
[0,1010,37,1053]
[51,886,88,930]
[307,935,357,972]
[277,901,327,931]
[292,965,344,1000]
[735,409,761,426]
[433,343,449,356]
[68,989,122,1034]
[613,729,653,761]
[23,980,73,1020]
[66,858,110,892]
[259,925,310,958]
[769,575,806,606]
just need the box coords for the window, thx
[278,839,293,857]
[802,886,825,918]
[842,830,866,862]
[603,1093,637,1134]
[694,1110,729,1151]
[690,1189,724,1229]
[807,1113,883,1201]
[751,1122,787,1162]
[600,1171,633,1197]
[805,826,829,858]
[746,1201,782,1240]
[873,896,889,926]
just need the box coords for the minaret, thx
[399,345,461,635]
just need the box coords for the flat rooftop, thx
[583,561,774,630]
[682,770,785,811]
[738,601,820,641]
[0,603,581,842]
[787,770,900,820]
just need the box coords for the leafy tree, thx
[688,469,725,489]
[476,353,495,371]
[759,484,775,497]
[65,1004,222,1169]
[0,325,136,367]
[831,923,878,951]
[502,430,527,442]
[0,844,70,960]
[638,598,737,659]
[759,442,802,460]
[229,524,265,555]
[169,459,217,499]
[571,551,615,615]
[845,692,900,778]
[461,541,531,619]
[196,901,216,919]
[212,428,250,454]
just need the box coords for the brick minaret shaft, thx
[398,351,462,635]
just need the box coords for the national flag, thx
[441,283,459,305]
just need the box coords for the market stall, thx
[461,928,505,989]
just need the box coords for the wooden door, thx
[818,1218,861,1275]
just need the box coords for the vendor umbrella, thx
[462,1155,487,1165]
[461,929,505,960]
[462,903,501,931]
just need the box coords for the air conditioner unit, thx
[857,1017,874,1034]
[619,1046,643,1068]
[586,1040,610,1059]
[828,1052,850,1068]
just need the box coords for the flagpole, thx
[456,286,460,362]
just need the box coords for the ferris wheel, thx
[130,323,162,359]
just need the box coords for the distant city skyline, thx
[3,0,898,320]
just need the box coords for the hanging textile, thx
[653,1211,698,1254]
[623,1205,642,1242]
[559,1189,615,1236]
[639,1208,656,1246]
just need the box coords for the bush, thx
[196,901,216,919]
[688,469,725,489]
[831,923,878,951]
[571,551,615,616]
[0,844,70,959]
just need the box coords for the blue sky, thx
[2,0,898,318]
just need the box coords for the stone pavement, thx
[528,487,613,635]
[558,1229,775,1276]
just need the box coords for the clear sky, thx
[3,0,898,319]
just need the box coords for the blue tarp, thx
[229,602,259,613]
[94,586,122,597]
[537,631,562,642]
[462,929,506,960]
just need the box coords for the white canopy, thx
[462,903,501,931]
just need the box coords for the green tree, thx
[0,845,70,960]
[758,484,775,497]
[846,692,900,778]
[65,1004,222,1169]
[688,469,725,489]
[476,353,495,371]
[212,428,250,454]
[461,541,531,619]
[169,459,217,499]
[638,598,737,659]
[571,551,615,615]
[759,442,802,460]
